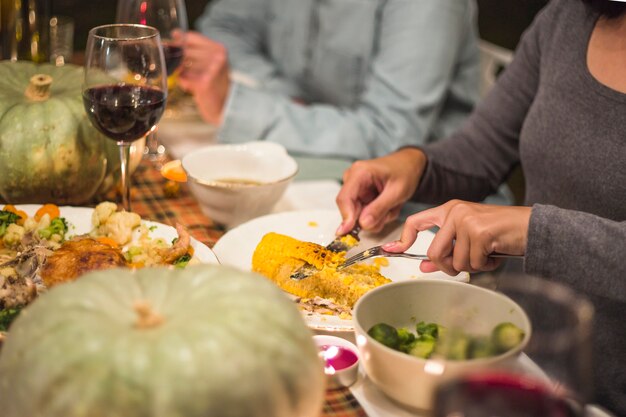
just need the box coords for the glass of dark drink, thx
[116,0,188,165]
[83,24,168,211]
[433,275,595,417]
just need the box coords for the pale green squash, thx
[0,265,325,417]
[0,61,144,204]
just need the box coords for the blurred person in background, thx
[335,0,626,414]
[178,0,480,161]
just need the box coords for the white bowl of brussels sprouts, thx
[353,279,531,412]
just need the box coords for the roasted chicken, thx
[40,237,127,287]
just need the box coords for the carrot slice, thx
[14,210,28,226]
[96,237,119,248]
[3,205,27,225]
[35,204,60,221]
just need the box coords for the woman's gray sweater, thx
[416,0,626,413]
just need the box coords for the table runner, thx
[131,158,367,417]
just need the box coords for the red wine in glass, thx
[434,372,582,417]
[162,44,184,76]
[116,0,188,163]
[83,85,166,143]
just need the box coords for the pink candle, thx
[319,344,359,374]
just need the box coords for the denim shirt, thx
[197,0,480,160]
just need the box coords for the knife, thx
[290,224,361,281]
[325,224,361,253]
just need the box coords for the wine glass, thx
[116,0,188,165]
[83,24,168,211]
[433,275,594,417]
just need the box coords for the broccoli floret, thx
[38,217,68,240]
[491,322,525,353]
[0,210,20,237]
[409,334,437,359]
[173,253,192,268]
[0,307,23,332]
[367,323,400,349]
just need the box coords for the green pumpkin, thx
[0,265,326,417]
[0,61,142,204]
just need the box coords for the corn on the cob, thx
[252,232,391,307]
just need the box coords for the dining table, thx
[128,122,368,416]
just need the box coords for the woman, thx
[336,0,626,413]
[178,0,480,160]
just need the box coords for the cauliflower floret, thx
[23,217,38,233]
[24,213,51,235]
[126,238,169,267]
[92,202,118,230]
[2,224,25,249]
[101,211,141,246]
[36,214,51,231]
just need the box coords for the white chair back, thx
[479,40,514,97]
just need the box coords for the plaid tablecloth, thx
[131,158,368,417]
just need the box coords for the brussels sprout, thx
[367,323,400,349]
[492,322,525,353]
[409,334,437,359]
[468,336,494,359]
[416,321,440,338]
[397,327,417,353]
[436,331,470,360]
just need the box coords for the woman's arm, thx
[526,205,626,301]
[412,0,557,203]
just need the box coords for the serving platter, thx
[14,205,220,265]
[213,209,468,332]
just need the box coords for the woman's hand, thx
[178,31,231,125]
[335,147,427,234]
[383,200,531,275]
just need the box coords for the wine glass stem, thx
[146,129,159,155]
[118,142,132,212]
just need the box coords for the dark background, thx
[55,0,549,51]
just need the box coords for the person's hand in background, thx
[335,147,427,234]
[178,31,231,125]
[383,201,531,275]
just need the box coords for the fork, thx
[337,245,523,270]
[290,224,362,281]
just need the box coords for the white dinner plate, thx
[15,205,220,265]
[213,209,468,332]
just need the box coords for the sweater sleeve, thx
[525,204,626,301]
[196,0,300,97]
[413,0,556,204]
[214,0,479,160]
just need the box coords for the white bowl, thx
[353,279,531,412]
[182,142,298,228]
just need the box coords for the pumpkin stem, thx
[25,74,53,101]
[133,300,165,329]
